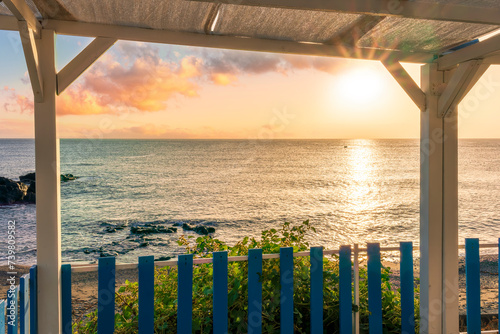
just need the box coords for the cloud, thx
[4,42,347,117]
[1,87,33,114]
[58,51,201,115]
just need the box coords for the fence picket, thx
[339,245,352,334]
[400,242,414,334]
[29,265,37,334]
[20,274,30,334]
[465,238,481,334]
[61,264,72,334]
[7,286,18,334]
[367,243,382,334]
[98,257,116,333]
[178,254,193,334]
[0,300,5,334]
[213,251,228,334]
[248,249,263,334]
[310,246,323,334]
[139,256,154,334]
[280,247,294,334]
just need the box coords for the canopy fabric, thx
[0,0,499,59]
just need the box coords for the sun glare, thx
[334,67,384,106]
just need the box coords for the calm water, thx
[0,138,499,264]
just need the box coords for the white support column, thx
[420,63,459,334]
[34,29,61,334]
[420,63,444,334]
[442,78,459,333]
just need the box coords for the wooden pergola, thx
[1,0,500,332]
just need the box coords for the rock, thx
[0,177,28,204]
[155,256,173,262]
[20,172,78,183]
[182,223,195,231]
[19,172,35,183]
[139,242,149,248]
[194,226,210,235]
[173,222,182,227]
[131,225,177,235]
[27,181,35,193]
[60,174,78,182]
[182,223,216,235]
[104,223,127,233]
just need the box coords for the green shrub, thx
[74,221,419,333]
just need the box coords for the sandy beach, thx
[1,254,498,331]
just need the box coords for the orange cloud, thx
[58,51,202,116]
[3,43,347,118]
[1,87,33,114]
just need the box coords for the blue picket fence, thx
[0,265,37,334]
[2,239,494,333]
[62,242,417,334]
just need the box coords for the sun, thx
[334,67,384,106]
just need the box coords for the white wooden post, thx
[420,63,459,333]
[441,70,459,334]
[34,29,62,334]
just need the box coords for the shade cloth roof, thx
[1,0,500,63]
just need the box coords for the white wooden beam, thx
[44,19,434,63]
[57,37,117,95]
[483,51,500,65]
[438,60,484,117]
[0,15,19,31]
[18,21,43,102]
[437,33,500,70]
[188,0,500,26]
[34,28,62,334]
[382,59,425,110]
[460,63,490,100]
[3,0,41,37]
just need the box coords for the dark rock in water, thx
[181,223,216,235]
[104,223,128,233]
[60,174,78,182]
[131,224,177,235]
[194,226,210,235]
[155,256,173,262]
[20,172,78,183]
[1,172,77,205]
[0,177,28,204]
[173,222,182,227]
[182,223,195,231]
[19,172,35,183]
[193,226,216,235]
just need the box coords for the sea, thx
[1,138,500,264]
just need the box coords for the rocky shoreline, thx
[84,220,217,259]
[0,172,78,205]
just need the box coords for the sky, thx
[0,31,499,139]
